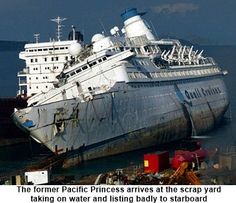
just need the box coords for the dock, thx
[1,144,235,185]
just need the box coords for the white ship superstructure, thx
[17,17,83,97]
[13,8,229,164]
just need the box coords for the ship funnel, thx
[68,26,84,42]
[121,8,156,41]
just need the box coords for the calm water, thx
[0,45,236,178]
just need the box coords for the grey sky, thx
[0,0,235,45]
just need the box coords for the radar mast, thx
[50,16,67,41]
[34,33,40,43]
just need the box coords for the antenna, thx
[99,19,107,35]
[51,16,67,41]
[71,25,76,40]
[34,33,40,43]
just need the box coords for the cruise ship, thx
[0,17,82,147]
[13,8,229,164]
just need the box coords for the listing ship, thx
[13,8,229,163]
[0,17,82,147]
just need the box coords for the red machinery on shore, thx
[171,149,208,170]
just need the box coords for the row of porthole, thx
[66,56,108,78]
[27,46,69,52]
[31,66,60,71]
[28,76,49,80]
[30,55,73,64]
[29,85,48,89]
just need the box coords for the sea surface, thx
[0,45,236,179]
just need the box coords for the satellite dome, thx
[91,34,105,43]
[68,42,82,56]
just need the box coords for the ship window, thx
[49,48,53,51]
[43,48,47,51]
[76,69,82,73]
[44,58,47,62]
[102,57,107,61]
[66,74,70,78]
[51,57,54,61]
[65,56,68,60]
[60,47,65,50]
[35,59,38,62]
[82,66,88,70]
[36,86,38,89]
[55,48,59,50]
[98,59,102,63]
[31,59,33,63]
[36,77,38,79]
[55,57,59,61]
[89,61,97,67]
[46,86,48,88]
[70,72,76,76]
[38,49,42,51]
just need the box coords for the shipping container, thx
[144,151,169,173]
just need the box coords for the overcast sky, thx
[0,0,235,45]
